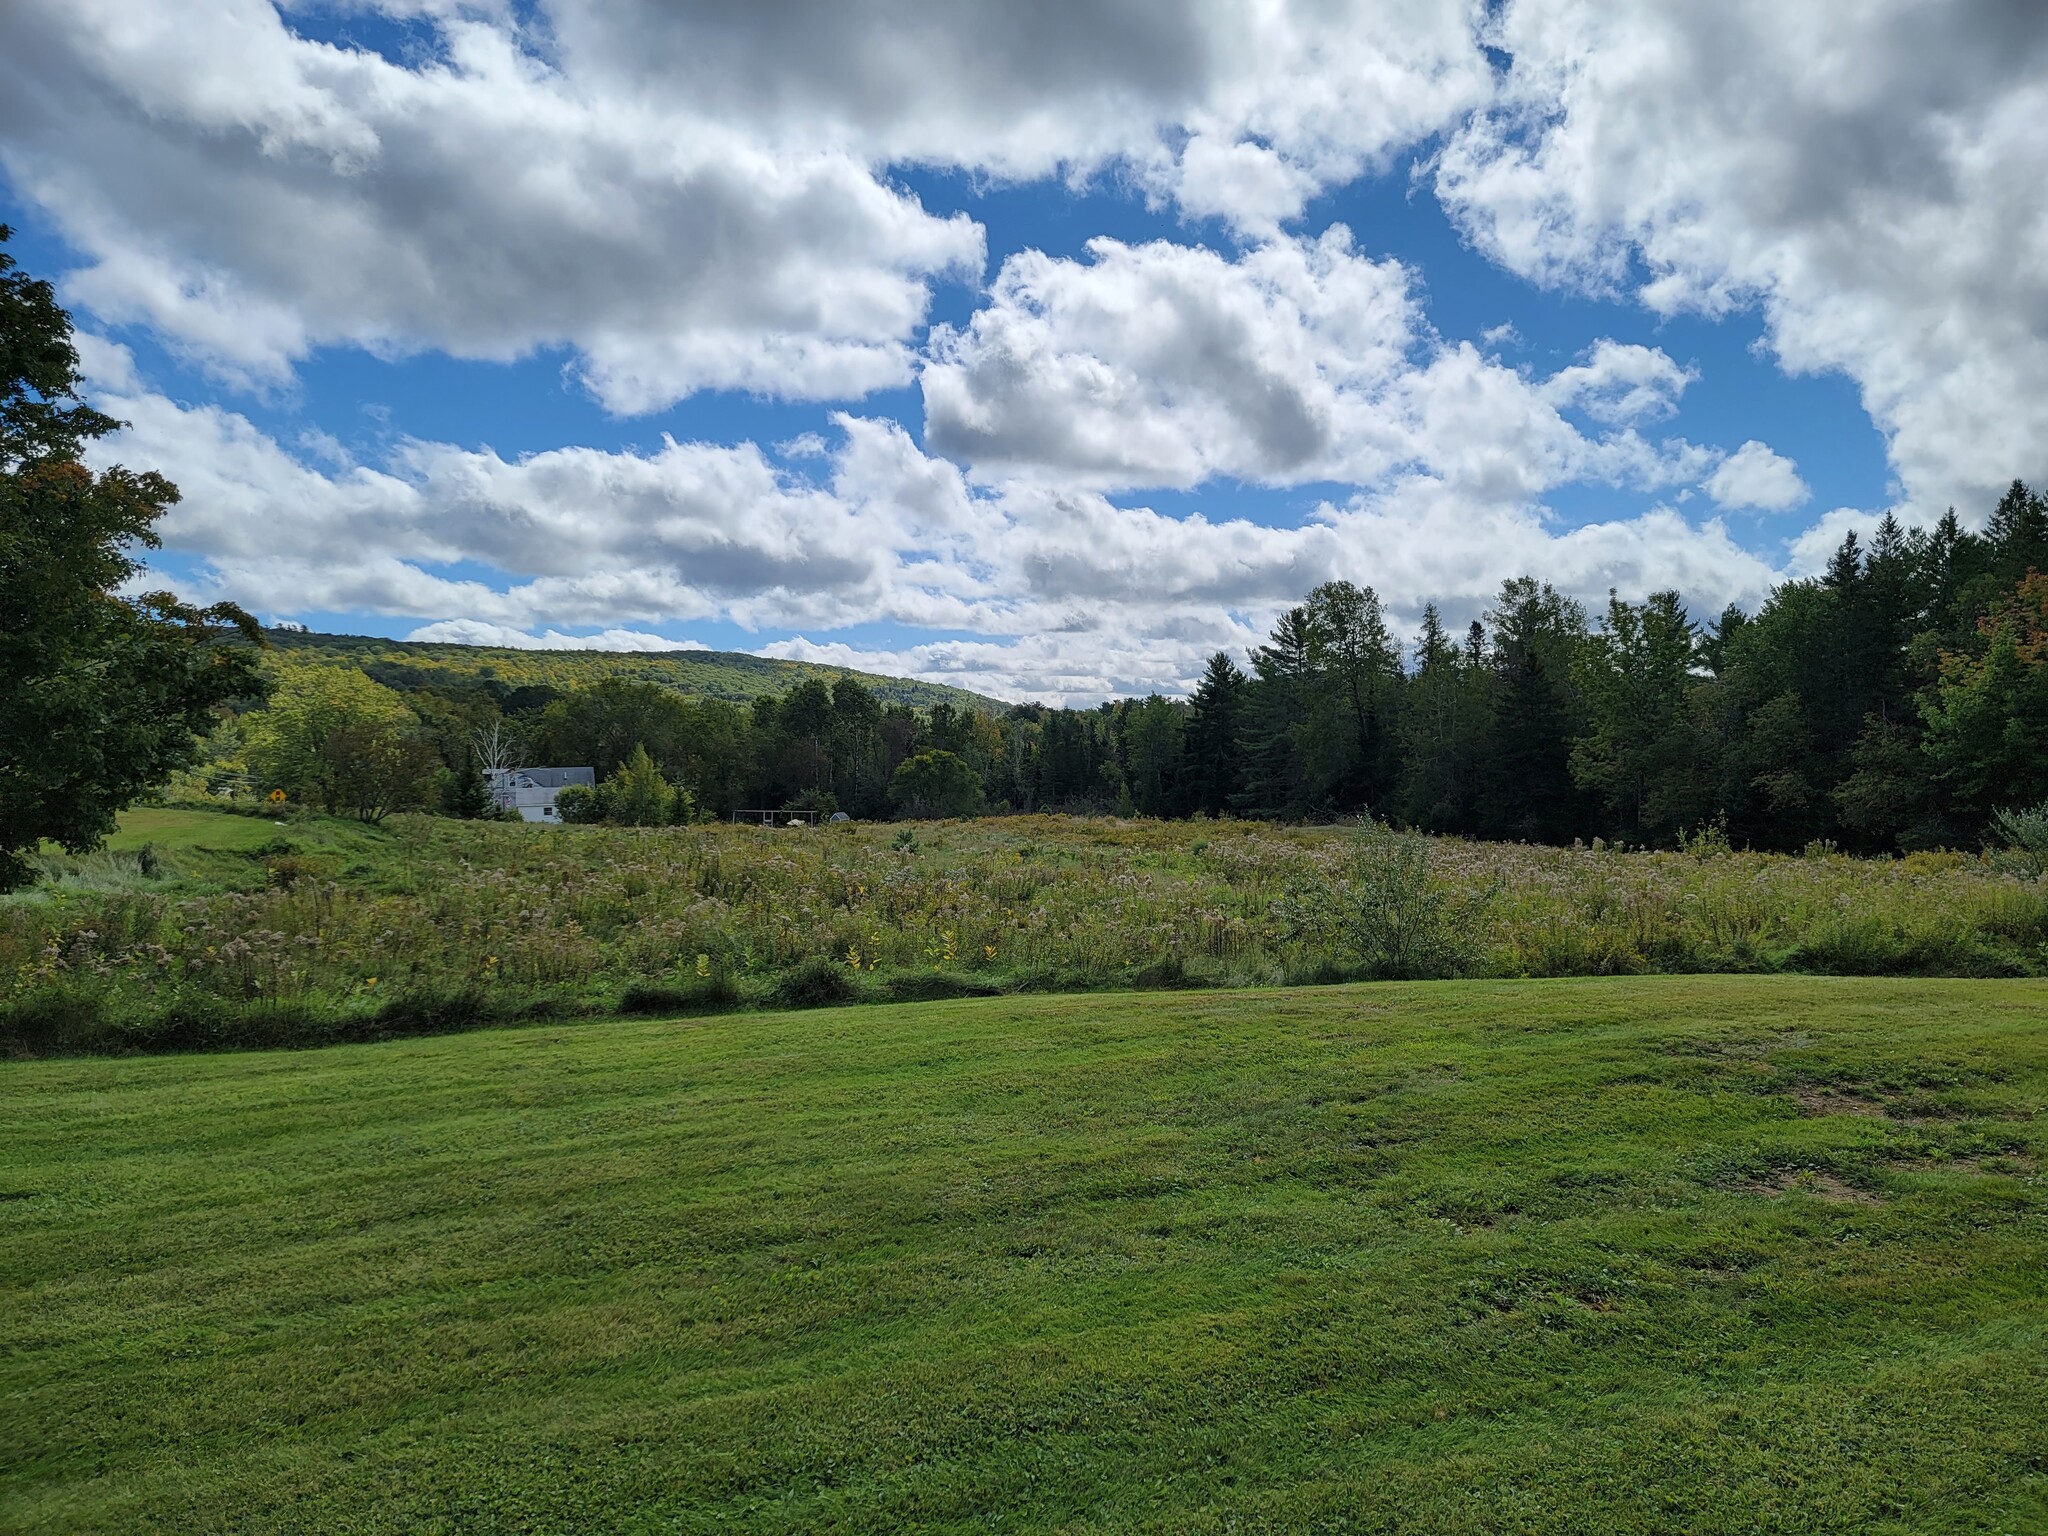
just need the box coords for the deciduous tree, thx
[0,227,265,888]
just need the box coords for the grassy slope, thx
[97,808,291,855]
[262,628,1007,712]
[4,977,2045,1533]
[18,809,398,900]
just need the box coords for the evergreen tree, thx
[445,753,498,819]
[1396,603,1484,831]
[1184,652,1249,816]
[1301,580,1403,812]
[1922,572,2048,822]
[1482,579,1587,842]
[1243,606,1316,816]
[1571,590,1702,840]
[1986,479,2048,583]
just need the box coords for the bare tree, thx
[469,719,524,776]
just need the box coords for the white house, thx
[486,766,595,823]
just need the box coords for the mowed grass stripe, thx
[3,976,2045,1533]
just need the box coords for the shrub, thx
[367,987,499,1038]
[884,971,1004,1003]
[606,744,676,826]
[772,955,866,1009]
[1131,953,1197,989]
[0,986,104,1055]
[1990,801,2048,874]
[265,853,318,890]
[554,783,600,823]
[1275,823,1488,981]
[618,975,742,1015]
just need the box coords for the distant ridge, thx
[260,629,1007,713]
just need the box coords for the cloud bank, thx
[10,0,2047,697]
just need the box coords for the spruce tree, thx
[1184,652,1249,816]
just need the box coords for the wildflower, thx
[364,976,378,988]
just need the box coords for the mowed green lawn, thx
[97,806,290,855]
[3,978,2045,1534]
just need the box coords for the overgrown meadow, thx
[8,809,2047,1056]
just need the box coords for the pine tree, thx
[1242,606,1315,816]
[445,753,497,819]
[1301,580,1403,813]
[1986,480,2048,581]
[1482,579,1587,842]
[1184,652,1249,816]
[1395,603,1476,831]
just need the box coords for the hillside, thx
[4,977,2044,1531]
[261,628,1008,713]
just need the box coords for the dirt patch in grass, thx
[1885,1151,2038,1178]
[1741,1168,1885,1205]
[1792,1085,1891,1118]
[1786,1083,1974,1123]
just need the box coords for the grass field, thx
[4,976,2044,1532]
[8,808,2048,1057]
[95,808,289,856]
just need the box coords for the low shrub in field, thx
[1129,952,1198,990]
[618,975,742,1015]
[7,809,2048,1054]
[884,971,1006,1002]
[0,986,103,1056]
[773,955,868,1009]
[1785,918,2031,979]
[1274,825,1488,980]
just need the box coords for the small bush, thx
[619,975,742,1015]
[1130,953,1197,990]
[555,784,601,823]
[367,987,499,1038]
[0,987,105,1056]
[1990,802,2048,876]
[773,956,867,1009]
[884,971,1004,1003]
[1275,824,1488,981]
[266,854,318,890]
[1785,918,2029,978]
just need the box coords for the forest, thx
[220,480,2048,854]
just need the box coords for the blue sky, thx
[3,2,2040,701]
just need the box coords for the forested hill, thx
[260,628,1004,714]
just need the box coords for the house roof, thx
[489,766,596,789]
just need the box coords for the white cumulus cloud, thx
[1704,440,1810,513]
[1435,0,2048,519]
[0,0,983,408]
[923,229,1715,499]
[84,364,1785,703]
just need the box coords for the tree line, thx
[232,475,2048,854]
